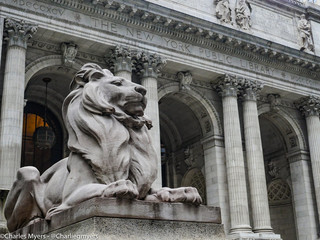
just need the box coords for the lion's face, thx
[98,76,147,117]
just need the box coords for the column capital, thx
[4,18,37,49]
[295,96,320,117]
[214,74,240,98]
[135,51,167,79]
[240,79,263,102]
[105,45,135,73]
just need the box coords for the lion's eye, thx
[111,80,123,86]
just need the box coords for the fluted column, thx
[0,17,4,68]
[136,52,166,189]
[0,19,37,190]
[240,80,273,233]
[106,45,134,81]
[215,75,251,233]
[296,96,320,223]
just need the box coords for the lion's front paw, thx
[145,187,202,205]
[102,179,139,199]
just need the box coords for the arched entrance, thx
[23,56,82,172]
[158,83,221,205]
[258,106,310,240]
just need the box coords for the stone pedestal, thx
[9,198,225,240]
[228,232,281,240]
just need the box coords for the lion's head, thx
[62,63,157,188]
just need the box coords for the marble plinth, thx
[6,198,225,240]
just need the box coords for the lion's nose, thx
[135,85,147,96]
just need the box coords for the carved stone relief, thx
[268,94,281,112]
[177,71,193,90]
[235,0,252,30]
[297,14,314,52]
[61,42,78,67]
[215,0,232,24]
[214,0,252,30]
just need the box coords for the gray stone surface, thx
[9,198,224,240]
[4,63,202,232]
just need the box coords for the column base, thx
[253,226,274,234]
[228,232,282,240]
[229,225,252,234]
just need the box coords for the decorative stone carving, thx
[215,0,232,24]
[105,45,135,73]
[268,178,292,204]
[184,147,196,168]
[268,94,281,112]
[135,51,167,78]
[240,78,263,101]
[214,74,240,97]
[235,0,252,30]
[4,63,201,232]
[4,18,37,48]
[61,42,78,67]
[268,161,280,179]
[177,71,193,90]
[296,96,320,117]
[297,14,314,52]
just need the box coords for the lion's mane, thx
[62,63,157,198]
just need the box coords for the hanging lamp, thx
[33,78,56,149]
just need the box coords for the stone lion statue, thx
[4,63,202,232]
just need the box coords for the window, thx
[22,102,63,173]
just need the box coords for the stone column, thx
[0,17,4,68]
[240,80,273,233]
[296,96,320,224]
[0,19,37,190]
[106,45,133,81]
[215,74,251,234]
[136,52,166,189]
[288,151,318,240]
[202,135,230,233]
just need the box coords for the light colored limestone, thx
[0,19,37,190]
[215,75,251,234]
[289,153,318,240]
[10,198,224,240]
[139,52,166,189]
[202,136,230,233]
[296,96,320,226]
[241,83,273,234]
[4,63,201,232]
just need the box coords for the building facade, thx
[0,0,320,239]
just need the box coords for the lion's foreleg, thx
[145,187,202,206]
[46,180,139,219]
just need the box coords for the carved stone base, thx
[228,232,282,240]
[9,198,225,240]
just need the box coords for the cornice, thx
[2,0,316,79]
[45,0,320,79]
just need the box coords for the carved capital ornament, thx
[240,78,263,101]
[214,74,240,98]
[105,45,134,73]
[296,96,320,117]
[135,51,167,79]
[4,18,38,49]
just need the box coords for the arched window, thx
[22,102,63,173]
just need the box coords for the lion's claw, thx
[102,179,139,199]
[145,187,202,205]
